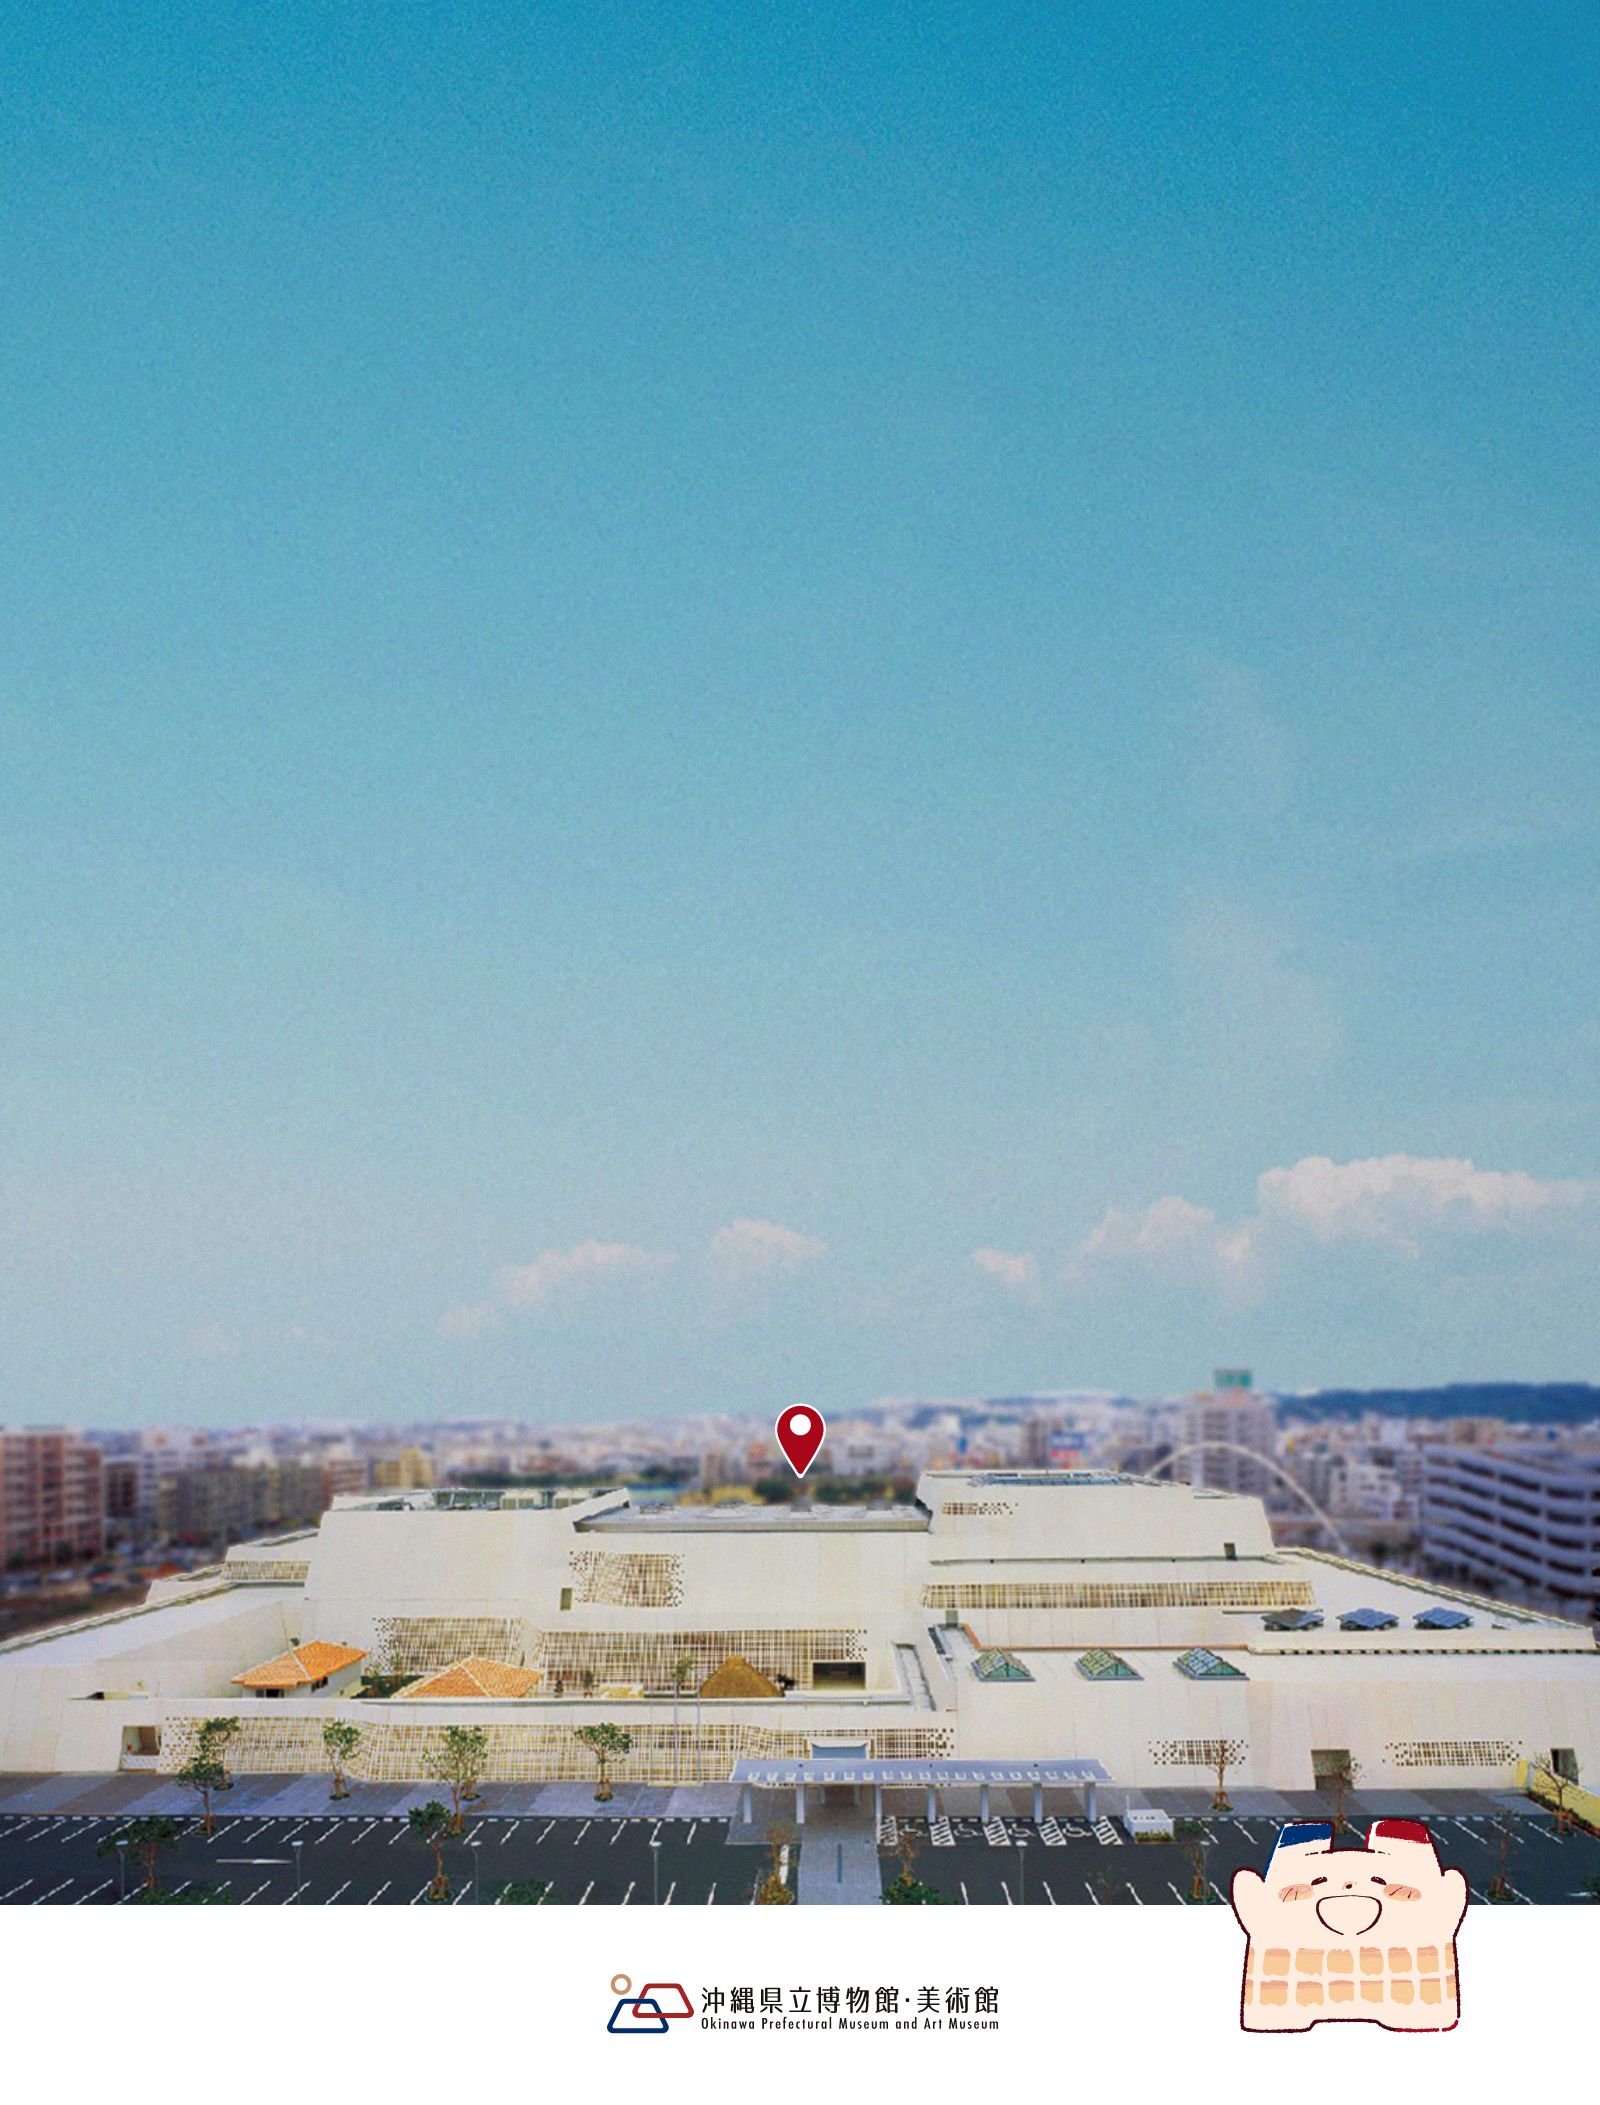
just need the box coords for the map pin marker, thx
[775,1405,826,1478]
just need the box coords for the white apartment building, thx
[1422,1446,1600,1623]
[1,1468,1595,1799]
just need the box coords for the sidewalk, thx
[794,1806,884,1904]
[0,1770,742,1822]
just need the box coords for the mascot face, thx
[1231,1820,1467,2032]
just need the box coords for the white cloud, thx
[1254,1154,1596,1255]
[706,1218,828,1288]
[438,1239,674,1339]
[971,1248,1042,1301]
[498,1240,673,1310]
[1068,1153,1600,1301]
[1068,1197,1258,1299]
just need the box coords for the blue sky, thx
[3,5,1598,1425]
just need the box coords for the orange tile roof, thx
[233,1640,368,1690]
[396,1656,540,1700]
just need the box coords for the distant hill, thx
[1281,1384,1600,1426]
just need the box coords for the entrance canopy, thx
[732,1756,1108,1788]
[731,1754,1109,1827]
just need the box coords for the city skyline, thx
[4,10,1599,1422]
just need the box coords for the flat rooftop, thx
[579,1503,929,1532]
[0,1584,298,1665]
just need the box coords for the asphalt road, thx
[889,1810,1600,1906]
[1,1807,1595,1905]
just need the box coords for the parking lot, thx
[2,1804,1596,1904]
[0,1810,771,1906]
[880,1809,1600,1906]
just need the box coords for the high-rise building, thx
[1176,1374,1279,1502]
[0,1429,105,1568]
[154,1461,333,1549]
[371,1447,436,1491]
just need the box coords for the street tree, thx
[574,1721,631,1803]
[197,1716,240,1790]
[409,1799,454,1901]
[1200,1737,1247,1813]
[323,1720,362,1801]
[1320,1752,1361,1837]
[433,1724,489,1831]
[97,1815,182,1896]
[177,1750,227,1834]
[755,1823,795,1904]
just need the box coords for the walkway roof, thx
[731,1756,1109,1787]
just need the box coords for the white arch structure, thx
[1145,1442,1353,1561]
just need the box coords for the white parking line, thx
[75,1880,116,1904]
[34,1878,76,1903]
[663,1881,676,1905]
[1126,1882,1143,1904]
[686,1822,698,1846]
[499,1822,521,1847]
[706,1882,717,1905]
[241,1881,273,1904]
[1000,1880,1013,1905]
[609,1823,625,1846]
[352,1822,378,1845]
[1167,1881,1189,1904]
[366,1881,391,1905]
[621,1880,636,1904]
[535,1821,555,1843]
[1041,1880,1057,1904]
[573,1821,591,1844]
[959,1881,970,1905]
[577,1880,594,1905]
[0,1878,35,1901]
[1083,1880,1100,1904]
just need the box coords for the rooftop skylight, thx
[1077,1647,1140,1681]
[1173,1647,1246,1680]
[972,1647,1033,1682]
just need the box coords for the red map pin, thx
[774,1405,826,1478]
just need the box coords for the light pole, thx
[292,1839,304,1903]
[115,1837,129,1903]
[650,1834,661,1907]
[470,1837,482,1905]
[1014,1835,1027,1908]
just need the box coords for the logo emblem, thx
[606,1973,695,2035]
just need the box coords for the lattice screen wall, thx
[1387,1740,1521,1769]
[923,1578,1313,1611]
[159,1715,952,1783]
[1149,1738,1250,1768]
[226,1558,311,1584]
[938,1503,1016,1519]
[539,1627,866,1690]
[372,1617,526,1672]
[567,1550,685,1608]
